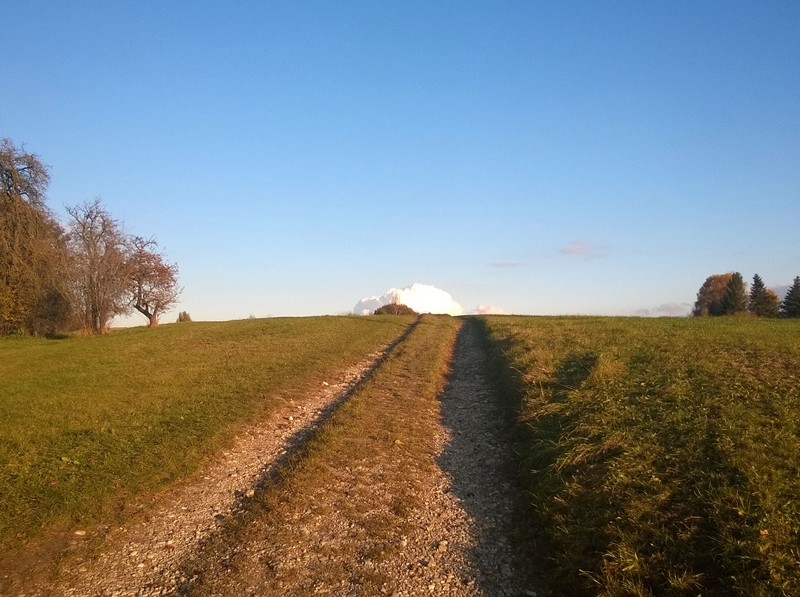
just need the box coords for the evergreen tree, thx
[748,274,780,317]
[782,276,800,318]
[721,272,747,315]
[748,274,766,313]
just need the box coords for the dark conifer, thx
[748,274,780,317]
[721,272,747,315]
[748,274,766,313]
[781,276,800,318]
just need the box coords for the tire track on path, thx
[435,319,533,596]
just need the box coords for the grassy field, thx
[0,315,413,558]
[479,315,800,596]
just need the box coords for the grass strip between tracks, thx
[182,314,461,595]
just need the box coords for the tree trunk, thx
[134,303,158,327]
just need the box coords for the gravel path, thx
[184,320,532,596]
[434,321,530,595]
[12,320,533,596]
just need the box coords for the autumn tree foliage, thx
[128,236,180,327]
[782,276,800,318]
[67,202,182,333]
[0,139,71,334]
[694,272,748,316]
[748,274,780,318]
[693,273,735,316]
[695,272,799,318]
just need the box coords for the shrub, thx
[373,303,417,316]
[177,311,192,322]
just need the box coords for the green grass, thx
[0,315,414,558]
[479,315,800,596]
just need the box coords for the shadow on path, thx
[436,319,535,596]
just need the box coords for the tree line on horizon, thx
[1,138,180,336]
[693,271,800,318]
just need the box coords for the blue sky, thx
[4,1,799,320]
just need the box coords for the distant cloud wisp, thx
[559,241,608,260]
[634,302,692,317]
[771,285,790,300]
[470,304,508,315]
[490,261,526,269]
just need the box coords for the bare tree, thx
[66,199,130,334]
[0,138,50,209]
[128,236,180,327]
[0,139,71,334]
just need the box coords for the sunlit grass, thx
[0,315,413,557]
[480,315,800,596]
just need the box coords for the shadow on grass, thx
[471,320,798,595]
[643,400,769,594]
[552,352,597,398]
[469,317,618,596]
[615,350,770,593]
[45,332,71,340]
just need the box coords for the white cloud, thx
[353,283,463,316]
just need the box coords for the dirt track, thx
[9,319,533,596]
